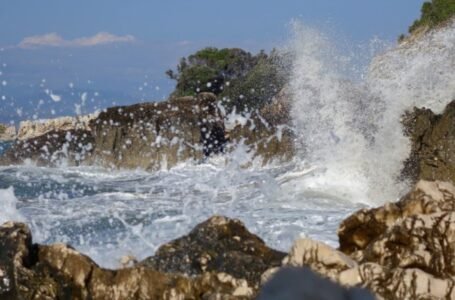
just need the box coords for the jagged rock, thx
[0,129,94,166]
[282,239,358,281]
[338,180,455,254]
[88,92,227,170]
[226,88,294,164]
[357,212,455,278]
[17,115,95,140]
[258,181,455,299]
[0,222,254,300]
[402,100,455,184]
[140,216,286,289]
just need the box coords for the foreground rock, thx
[402,100,455,184]
[263,180,455,300]
[0,218,286,299]
[141,216,286,289]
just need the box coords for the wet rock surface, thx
[140,216,286,289]
[89,92,227,170]
[402,100,455,183]
[226,88,294,164]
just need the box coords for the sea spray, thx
[0,187,24,224]
[288,20,455,204]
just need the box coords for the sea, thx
[0,21,454,268]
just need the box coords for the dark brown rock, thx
[226,88,294,164]
[140,216,286,289]
[88,92,227,170]
[0,221,255,300]
[402,100,455,183]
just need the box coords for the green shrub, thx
[167,47,260,97]
[0,124,5,135]
[219,52,288,112]
[167,47,288,112]
[409,0,455,33]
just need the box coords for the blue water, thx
[0,141,11,156]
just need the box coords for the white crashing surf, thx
[0,187,24,224]
[289,20,455,204]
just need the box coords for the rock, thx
[0,124,16,141]
[282,239,357,281]
[0,222,254,299]
[226,88,294,164]
[257,267,375,300]
[17,114,95,140]
[259,180,455,299]
[88,92,227,170]
[0,129,94,166]
[140,216,286,289]
[338,180,455,254]
[402,100,455,184]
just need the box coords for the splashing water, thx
[289,20,455,204]
[0,20,454,268]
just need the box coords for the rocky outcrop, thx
[260,180,455,300]
[0,90,294,169]
[402,100,455,184]
[0,125,16,141]
[140,216,286,289]
[0,129,94,166]
[0,222,254,299]
[88,92,226,170]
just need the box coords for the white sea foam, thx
[0,187,24,224]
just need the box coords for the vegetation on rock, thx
[166,47,288,112]
[0,124,5,135]
[409,0,455,34]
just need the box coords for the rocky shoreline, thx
[1,179,454,299]
[0,91,293,169]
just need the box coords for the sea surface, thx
[0,147,361,268]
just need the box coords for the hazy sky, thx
[0,0,425,123]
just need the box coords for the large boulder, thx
[140,216,286,289]
[402,100,455,184]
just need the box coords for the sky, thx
[0,0,425,124]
